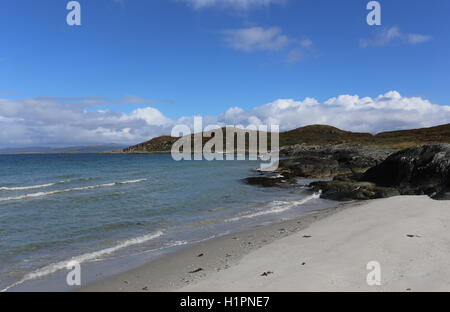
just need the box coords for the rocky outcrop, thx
[244,176,285,187]
[310,174,400,201]
[247,144,450,202]
[244,144,394,189]
[278,144,394,178]
[309,144,450,201]
[362,144,450,199]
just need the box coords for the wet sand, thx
[80,201,356,291]
[82,196,450,292]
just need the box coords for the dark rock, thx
[247,144,450,202]
[362,144,450,199]
[310,180,400,201]
[244,176,285,187]
[333,172,364,182]
[279,157,340,178]
[312,144,450,201]
[278,144,394,179]
[244,144,394,188]
[434,192,450,200]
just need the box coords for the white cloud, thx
[1,91,450,148]
[127,107,172,126]
[217,91,450,134]
[0,97,176,148]
[406,33,433,45]
[222,26,313,62]
[223,27,290,52]
[360,26,432,47]
[182,0,284,10]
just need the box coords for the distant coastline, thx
[0,144,127,155]
[5,123,450,155]
[119,123,450,154]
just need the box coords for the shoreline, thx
[81,195,450,292]
[182,195,450,292]
[80,200,360,292]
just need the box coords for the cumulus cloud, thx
[216,91,450,134]
[0,96,176,148]
[222,26,313,62]
[182,0,284,10]
[1,91,450,148]
[127,107,172,126]
[360,26,432,47]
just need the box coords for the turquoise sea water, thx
[0,154,334,291]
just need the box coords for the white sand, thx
[182,196,450,292]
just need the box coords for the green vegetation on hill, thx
[122,123,450,153]
[279,125,373,146]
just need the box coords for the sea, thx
[0,153,336,291]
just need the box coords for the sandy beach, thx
[81,195,450,292]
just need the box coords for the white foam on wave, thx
[0,230,163,292]
[226,191,322,222]
[0,179,147,202]
[125,233,224,259]
[0,181,68,192]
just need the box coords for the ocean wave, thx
[0,230,163,292]
[226,191,322,222]
[0,179,147,202]
[126,234,220,258]
[0,181,68,192]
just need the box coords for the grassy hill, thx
[121,123,450,153]
[374,124,450,149]
[279,125,374,146]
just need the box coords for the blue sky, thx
[1,0,449,147]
